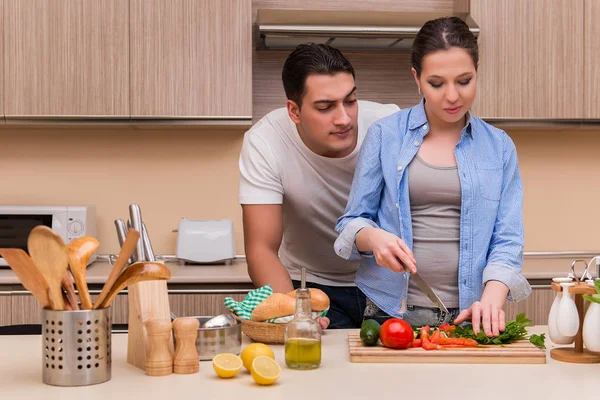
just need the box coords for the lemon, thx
[212,353,243,378]
[240,343,275,371]
[250,355,281,386]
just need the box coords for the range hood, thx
[257,9,479,51]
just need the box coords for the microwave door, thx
[0,214,53,267]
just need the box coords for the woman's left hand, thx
[453,280,509,337]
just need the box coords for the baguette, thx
[250,293,296,322]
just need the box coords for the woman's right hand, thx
[356,227,416,273]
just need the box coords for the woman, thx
[334,17,531,337]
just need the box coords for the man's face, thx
[287,72,358,158]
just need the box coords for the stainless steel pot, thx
[188,316,241,361]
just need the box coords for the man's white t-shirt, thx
[239,100,400,286]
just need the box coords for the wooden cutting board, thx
[348,330,546,364]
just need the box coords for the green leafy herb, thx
[583,279,600,304]
[529,334,546,349]
[452,313,545,348]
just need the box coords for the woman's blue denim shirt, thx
[334,100,531,317]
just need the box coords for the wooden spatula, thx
[93,228,140,309]
[0,248,54,309]
[67,236,100,310]
[96,261,171,309]
[27,226,69,310]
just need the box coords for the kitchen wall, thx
[2,0,600,268]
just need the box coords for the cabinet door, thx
[0,290,11,326]
[4,0,129,117]
[12,294,42,325]
[130,0,252,118]
[169,293,246,318]
[470,0,584,119]
[503,287,554,326]
[584,0,600,118]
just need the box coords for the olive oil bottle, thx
[284,268,322,369]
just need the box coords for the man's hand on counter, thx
[318,317,330,330]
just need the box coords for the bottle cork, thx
[173,317,200,374]
[145,319,173,376]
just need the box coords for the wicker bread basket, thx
[239,319,286,344]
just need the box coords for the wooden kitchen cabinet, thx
[584,0,600,118]
[0,290,11,327]
[503,287,554,326]
[12,293,42,325]
[94,292,247,325]
[169,293,246,318]
[130,0,252,119]
[3,0,129,118]
[470,0,584,119]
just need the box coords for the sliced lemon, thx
[212,353,243,378]
[250,355,281,386]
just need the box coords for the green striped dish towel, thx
[224,284,274,320]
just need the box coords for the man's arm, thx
[242,204,294,293]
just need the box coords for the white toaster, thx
[175,218,236,264]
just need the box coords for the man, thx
[239,44,399,329]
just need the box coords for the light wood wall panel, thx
[4,0,129,117]
[12,294,42,325]
[251,0,453,121]
[0,0,4,118]
[253,0,455,15]
[169,294,246,318]
[470,0,584,119]
[253,50,420,121]
[503,287,554,326]
[0,293,11,326]
[584,0,600,118]
[130,0,252,118]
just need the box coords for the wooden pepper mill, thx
[145,319,174,376]
[173,317,200,374]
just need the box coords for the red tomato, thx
[379,318,414,349]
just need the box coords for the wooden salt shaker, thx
[173,317,200,374]
[145,320,174,376]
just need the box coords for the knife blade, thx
[129,204,145,262]
[410,272,449,313]
[141,222,156,262]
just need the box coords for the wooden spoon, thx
[27,226,69,310]
[67,236,100,310]
[96,261,171,309]
[93,228,140,309]
[0,248,54,309]
[61,271,80,310]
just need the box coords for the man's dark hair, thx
[282,43,355,108]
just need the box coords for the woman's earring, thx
[418,86,422,96]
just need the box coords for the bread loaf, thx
[286,288,330,311]
[250,293,296,322]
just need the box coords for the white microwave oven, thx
[0,205,96,267]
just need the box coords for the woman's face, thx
[413,47,477,127]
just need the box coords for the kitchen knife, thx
[115,219,133,264]
[410,272,449,313]
[141,222,156,262]
[114,219,126,247]
[126,219,137,263]
[129,204,145,262]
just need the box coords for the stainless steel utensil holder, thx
[41,308,112,386]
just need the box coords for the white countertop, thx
[0,327,599,400]
[0,256,595,287]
